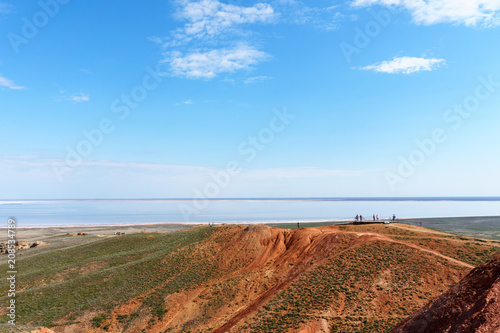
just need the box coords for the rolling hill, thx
[1,223,499,332]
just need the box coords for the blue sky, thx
[1,0,500,199]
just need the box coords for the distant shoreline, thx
[1,215,499,229]
[1,216,499,242]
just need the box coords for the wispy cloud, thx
[244,75,272,84]
[67,93,90,102]
[0,156,212,193]
[77,159,209,174]
[359,56,446,74]
[153,0,345,80]
[153,0,276,49]
[0,155,210,177]
[0,155,372,197]
[168,44,270,79]
[353,0,500,27]
[274,0,343,30]
[0,2,13,15]
[175,99,194,105]
[0,74,25,90]
[154,0,344,80]
[244,167,360,179]
[2,155,360,183]
[153,0,276,80]
[173,0,275,42]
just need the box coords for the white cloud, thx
[244,75,272,84]
[68,93,90,102]
[155,0,275,80]
[353,0,500,27]
[156,0,342,80]
[359,56,446,74]
[0,74,25,90]
[172,0,275,44]
[168,45,270,79]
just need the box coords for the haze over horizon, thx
[1,0,500,199]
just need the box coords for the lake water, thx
[1,198,500,226]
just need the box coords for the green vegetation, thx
[244,243,408,331]
[336,224,500,266]
[329,317,402,333]
[91,313,109,327]
[244,231,497,333]
[0,226,233,328]
[406,237,500,266]
[403,216,500,241]
[1,222,499,332]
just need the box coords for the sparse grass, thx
[0,226,221,327]
[245,237,476,332]
[402,237,500,266]
[2,222,499,332]
[91,313,108,327]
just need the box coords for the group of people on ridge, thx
[355,214,396,222]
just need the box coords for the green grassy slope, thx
[0,226,228,328]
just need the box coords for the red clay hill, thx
[391,254,500,333]
[10,223,500,333]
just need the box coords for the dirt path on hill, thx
[211,228,474,333]
[350,232,475,269]
[390,239,474,269]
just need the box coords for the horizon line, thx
[2,196,500,202]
